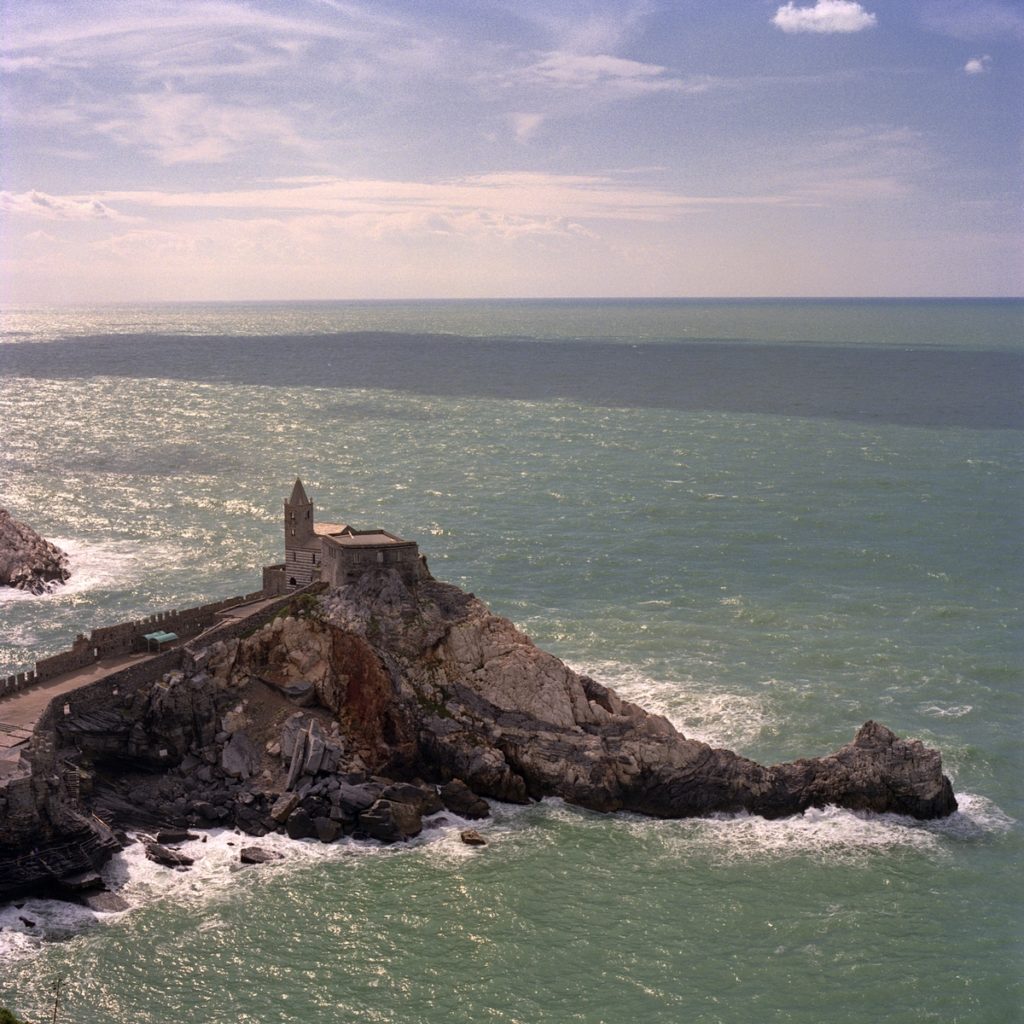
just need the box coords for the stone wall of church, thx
[321,540,421,588]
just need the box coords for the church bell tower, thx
[284,477,315,548]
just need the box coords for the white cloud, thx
[963,55,992,74]
[520,51,714,97]
[95,91,311,165]
[96,172,801,226]
[511,112,545,142]
[772,1,877,34]
[0,190,125,220]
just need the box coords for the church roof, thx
[288,477,311,505]
[314,522,349,536]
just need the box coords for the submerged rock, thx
[0,509,70,594]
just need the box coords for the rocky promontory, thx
[0,510,70,594]
[0,566,957,900]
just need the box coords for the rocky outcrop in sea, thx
[0,510,70,594]
[0,566,957,901]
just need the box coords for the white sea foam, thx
[516,791,1017,867]
[0,892,108,961]
[1,793,1013,961]
[918,702,973,718]
[571,658,770,749]
[0,814,495,961]
[0,537,149,605]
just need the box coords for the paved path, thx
[0,651,154,754]
[0,593,282,758]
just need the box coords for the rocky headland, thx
[0,510,70,594]
[0,565,957,903]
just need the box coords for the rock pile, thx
[0,509,70,594]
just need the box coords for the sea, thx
[0,298,1020,1023]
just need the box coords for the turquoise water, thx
[0,300,1021,1022]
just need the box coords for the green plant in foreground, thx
[0,1007,28,1024]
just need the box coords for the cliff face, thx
[0,510,70,594]
[315,570,957,821]
[1,567,957,900]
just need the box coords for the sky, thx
[1,0,1021,303]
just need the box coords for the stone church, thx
[263,479,421,593]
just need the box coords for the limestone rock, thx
[221,731,260,780]
[321,569,957,822]
[459,829,487,847]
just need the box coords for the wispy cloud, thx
[96,172,802,227]
[921,1,1024,41]
[520,52,709,96]
[963,55,993,74]
[0,190,127,220]
[772,1,877,34]
[94,91,312,165]
[511,112,545,142]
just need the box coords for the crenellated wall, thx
[0,588,266,699]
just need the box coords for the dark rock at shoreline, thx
[0,509,71,594]
[144,843,194,868]
[155,829,199,845]
[239,846,282,865]
[440,780,491,820]
[0,564,958,906]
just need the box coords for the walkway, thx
[0,650,154,757]
[0,593,284,759]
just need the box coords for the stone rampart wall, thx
[25,583,326,758]
[1,587,265,699]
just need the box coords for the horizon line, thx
[2,295,1022,312]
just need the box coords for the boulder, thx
[358,799,423,843]
[285,808,317,840]
[334,783,380,816]
[440,780,491,820]
[269,792,300,823]
[239,847,283,865]
[144,843,194,868]
[155,829,200,845]
[221,731,260,780]
[382,782,444,816]
[314,816,343,843]
[459,829,487,847]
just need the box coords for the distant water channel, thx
[0,299,1021,1023]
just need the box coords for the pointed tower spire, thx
[284,476,315,549]
[289,477,309,506]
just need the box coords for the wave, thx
[0,812,482,963]
[0,791,1013,963]
[0,537,148,606]
[570,658,770,749]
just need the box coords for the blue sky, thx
[1,0,1021,302]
